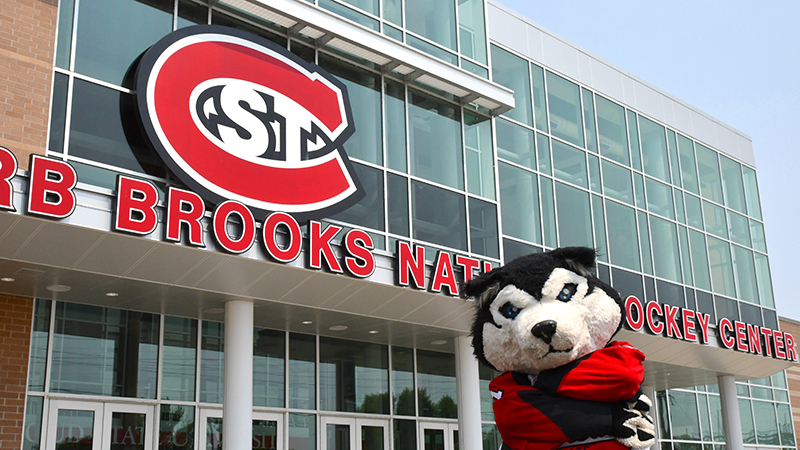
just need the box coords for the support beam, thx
[223,300,254,450]
[718,375,744,450]
[455,335,482,450]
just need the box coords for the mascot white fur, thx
[465,247,655,450]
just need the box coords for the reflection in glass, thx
[405,0,457,51]
[464,113,495,199]
[55,409,94,450]
[479,365,501,421]
[728,212,751,247]
[685,194,704,230]
[503,239,541,263]
[289,413,316,450]
[206,417,223,450]
[639,116,669,182]
[289,334,316,410]
[731,246,757,304]
[588,154,601,193]
[627,110,641,171]
[330,162,385,231]
[392,347,415,416]
[161,317,197,402]
[605,201,640,271]
[667,130,681,187]
[491,45,532,127]
[423,428,445,450]
[499,163,540,244]
[411,181,467,250]
[739,399,756,444]
[320,337,389,414]
[496,118,535,169]
[200,322,224,403]
[458,0,487,63]
[596,96,628,165]
[689,230,712,291]
[469,198,499,258]
[582,89,597,153]
[702,201,728,239]
[388,173,410,237]
[555,182,592,248]
[362,426,385,450]
[385,80,407,172]
[650,217,681,283]
[646,178,674,219]
[592,195,608,262]
[754,253,775,308]
[531,64,548,133]
[546,72,583,147]
[750,220,766,253]
[55,0,75,69]
[110,412,146,450]
[159,404,194,450]
[383,0,402,26]
[552,140,588,189]
[417,350,457,418]
[394,419,417,450]
[677,135,700,194]
[602,161,633,205]
[23,396,44,450]
[177,0,208,29]
[254,328,285,408]
[696,144,723,203]
[707,237,735,297]
[327,424,350,450]
[669,391,701,440]
[49,73,69,153]
[777,403,795,446]
[28,299,51,391]
[409,90,463,189]
[253,420,279,450]
[638,211,652,275]
[679,226,694,286]
[50,303,159,398]
[742,167,762,220]
[720,156,746,214]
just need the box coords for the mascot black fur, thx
[465,247,655,450]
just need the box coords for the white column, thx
[455,335,483,450]
[223,300,254,450]
[641,385,659,450]
[718,374,745,450]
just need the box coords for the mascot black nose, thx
[531,320,557,344]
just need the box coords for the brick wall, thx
[0,0,58,170]
[0,294,33,450]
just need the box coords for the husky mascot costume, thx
[465,247,655,450]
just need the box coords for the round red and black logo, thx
[135,25,363,220]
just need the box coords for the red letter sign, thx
[262,212,302,263]
[166,187,206,247]
[212,200,256,254]
[27,155,77,218]
[115,175,158,235]
[0,147,18,211]
[343,229,375,278]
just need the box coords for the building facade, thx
[0,0,796,449]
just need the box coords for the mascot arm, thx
[492,386,614,450]
[534,342,645,402]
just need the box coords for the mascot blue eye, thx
[557,284,578,302]
[500,303,521,319]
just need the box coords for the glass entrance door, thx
[45,400,155,450]
[198,409,283,450]
[320,417,389,450]
[419,422,458,450]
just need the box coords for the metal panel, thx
[541,34,580,81]
[487,3,530,59]
[633,81,666,123]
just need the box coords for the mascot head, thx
[466,247,624,374]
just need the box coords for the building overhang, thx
[218,0,515,115]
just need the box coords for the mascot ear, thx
[463,268,505,305]
[551,246,597,278]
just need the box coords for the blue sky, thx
[493,0,800,320]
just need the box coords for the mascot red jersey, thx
[466,247,655,450]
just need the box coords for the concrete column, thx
[718,374,745,450]
[641,385,659,450]
[223,300,254,450]
[455,335,483,450]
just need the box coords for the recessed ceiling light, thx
[46,284,71,292]
[431,340,448,346]
[0,277,14,282]
[369,330,379,334]
[204,308,224,314]
[105,292,119,297]
[329,325,348,331]
[302,320,313,325]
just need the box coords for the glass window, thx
[777,403,795,446]
[406,0,457,51]
[253,328,285,408]
[319,0,379,30]
[596,96,628,165]
[392,347,415,416]
[23,396,44,450]
[708,395,725,442]
[483,425,503,450]
[555,182,592,248]
[702,201,728,239]
[69,79,166,178]
[319,55,382,165]
[633,173,646,209]
[611,268,644,301]
[675,190,686,224]
[627,111,641,171]
[698,394,712,441]
[707,237,735,297]
[159,404,194,450]
[546,72,584,147]
[416,350,457,418]
[212,8,287,47]
[605,201,640,271]
[651,217,682,283]
[667,130,681,187]
[330,162,385,231]
[49,73,68,153]
[742,167,763,220]
[458,0,487,63]
[161,317,197,402]
[689,230,712,291]
[592,195,608,262]
[602,161,633,205]
[388,173,410,237]
[320,337,389,414]
[739,400,756,444]
[639,117,669,182]
[531,64,548,133]
[754,253,775,308]
[337,0,378,16]
[696,144,723,203]
[656,391,671,439]
[646,178,674,219]
[552,140,588,188]
[479,365,501,421]
[503,238,541,262]
[540,177,557,247]
[496,117,535,169]
[750,220,767,253]
[289,333,316,410]
[638,211,653,274]
[677,134,700,194]
[411,181,467,250]
[728,211,751,247]
[491,45,532,127]
[499,163,540,244]
[55,0,75,69]
[469,198,500,258]
[685,194,704,230]
[200,321,224,403]
[669,391,701,441]
[385,80,407,172]
[720,156,746,214]
[582,89,597,153]
[177,0,208,29]
[50,303,159,398]
[465,113,495,199]
[383,0,402,26]
[588,154,601,193]
[536,133,551,175]
[408,90,463,189]
[28,299,51,391]
[679,226,693,286]
[289,413,316,450]
[394,419,417,450]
